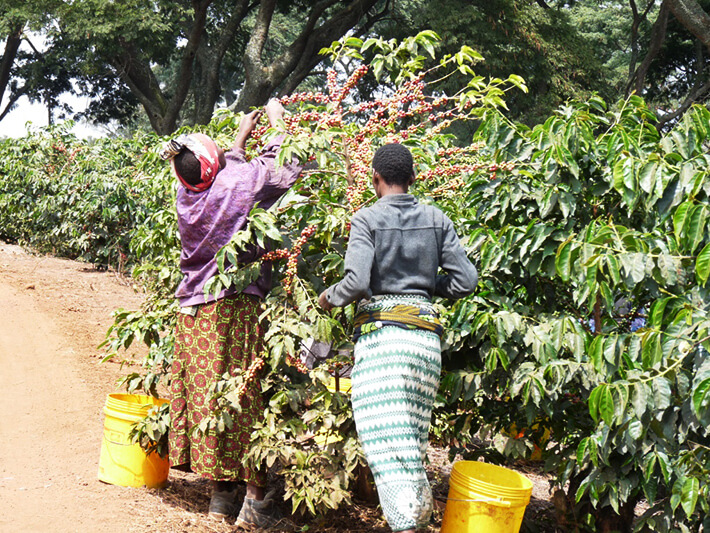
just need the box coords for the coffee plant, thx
[441,98,710,532]
[0,122,163,268]
[194,31,526,516]
[2,29,709,531]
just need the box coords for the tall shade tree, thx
[383,0,710,128]
[571,0,710,129]
[57,0,389,135]
[0,0,64,123]
[374,0,613,125]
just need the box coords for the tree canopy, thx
[1,0,710,134]
[1,0,391,135]
[385,0,710,127]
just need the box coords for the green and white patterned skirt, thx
[352,295,442,532]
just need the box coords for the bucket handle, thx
[446,495,513,508]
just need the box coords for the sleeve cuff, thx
[262,134,286,153]
[226,147,247,162]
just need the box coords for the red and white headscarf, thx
[159,133,221,192]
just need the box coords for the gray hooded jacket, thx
[325,194,477,307]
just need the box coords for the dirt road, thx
[0,243,173,533]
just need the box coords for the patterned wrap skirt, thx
[351,295,442,532]
[168,292,266,486]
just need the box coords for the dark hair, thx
[372,143,414,186]
[174,148,201,186]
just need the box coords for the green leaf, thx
[539,188,558,218]
[343,37,363,48]
[600,281,614,312]
[655,452,671,487]
[589,335,604,372]
[507,74,527,93]
[372,58,384,81]
[649,297,671,327]
[643,453,657,483]
[556,239,573,281]
[631,382,649,419]
[653,252,677,284]
[612,384,629,423]
[612,158,627,193]
[673,201,693,245]
[671,478,683,511]
[692,377,710,415]
[599,385,615,426]
[627,419,643,440]
[575,472,593,503]
[696,242,710,285]
[642,331,663,368]
[421,39,436,59]
[680,477,699,517]
[685,204,708,254]
[653,378,672,410]
[603,334,618,365]
[576,437,589,465]
[588,384,603,423]
[606,254,621,285]
[638,159,658,194]
[627,253,647,284]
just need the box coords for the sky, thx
[0,31,104,139]
[0,94,103,139]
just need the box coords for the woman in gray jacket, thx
[319,143,477,533]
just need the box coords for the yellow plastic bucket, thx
[97,393,169,488]
[313,376,351,446]
[440,461,533,533]
[327,376,351,394]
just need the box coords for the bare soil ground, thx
[0,241,557,533]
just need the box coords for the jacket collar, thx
[376,193,417,205]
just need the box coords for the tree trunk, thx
[593,498,637,533]
[193,0,253,124]
[0,22,24,117]
[626,0,657,89]
[235,0,387,111]
[110,0,212,135]
[657,40,710,128]
[107,0,390,133]
[627,0,669,96]
[555,475,637,532]
[667,0,710,48]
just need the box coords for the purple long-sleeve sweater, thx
[175,136,302,307]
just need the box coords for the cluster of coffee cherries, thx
[346,176,371,211]
[328,359,352,375]
[47,143,81,174]
[325,67,369,103]
[286,354,310,374]
[418,163,483,182]
[274,58,495,212]
[260,248,291,262]
[437,146,466,158]
[279,92,329,106]
[334,65,369,102]
[430,176,466,198]
[248,123,271,150]
[487,161,515,181]
[283,225,317,294]
[233,357,266,405]
[284,110,322,127]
